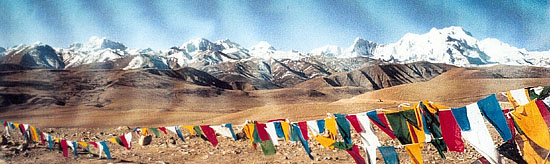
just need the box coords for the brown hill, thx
[295,62,455,90]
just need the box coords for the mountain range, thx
[1,26,550,109]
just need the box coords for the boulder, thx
[139,135,153,146]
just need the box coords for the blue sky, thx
[1,0,549,51]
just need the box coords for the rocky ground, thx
[0,121,515,164]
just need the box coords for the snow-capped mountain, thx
[0,43,65,69]
[166,38,250,67]
[310,45,342,57]
[1,26,549,71]
[346,26,550,67]
[249,41,306,60]
[60,37,131,68]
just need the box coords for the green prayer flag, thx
[149,128,161,138]
[260,140,276,155]
[193,126,203,137]
[401,109,420,128]
[333,142,353,150]
[386,112,412,144]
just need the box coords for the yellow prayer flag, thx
[108,138,118,144]
[182,126,195,135]
[30,126,39,142]
[324,118,338,140]
[78,142,88,147]
[280,121,290,141]
[405,144,424,164]
[511,100,550,150]
[313,135,335,149]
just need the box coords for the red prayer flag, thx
[346,115,364,133]
[503,109,516,141]
[370,113,397,139]
[439,110,465,152]
[200,125,218,147]
[255,123,271,141]
[157,127,168,134]
[40,132,45,145]
[119,135,131,150]
[89,142,98,148]
[60,139,69,158]
[535,100,550,129]
[345,145,366,164]
[297,122,309,140]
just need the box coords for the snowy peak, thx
[84,36,127,51]
[250,41,276,52]
[180,38,220,53]
[345,38,377,57]
[0,43,65,69]
[428,26,473,37]
[310,45,342,57]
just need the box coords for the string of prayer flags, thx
[477,94,513,141]
[379,146,399,164]
[439,110,464,152]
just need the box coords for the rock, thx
[0,135,7,145]
[139,135,153,146]
[169,137,176,145]
[17,143,28,152]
